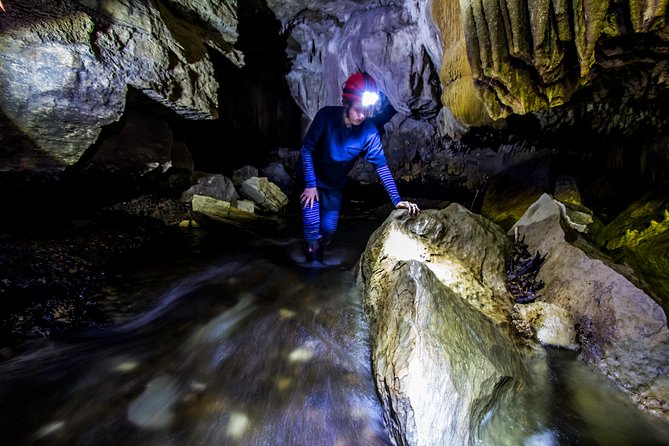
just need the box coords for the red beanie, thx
[342,72,378,104]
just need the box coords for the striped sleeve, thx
[301,109,327,188]
[376,164,401,206]
[301,147,317,188]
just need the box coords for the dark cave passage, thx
[170,0,303,174]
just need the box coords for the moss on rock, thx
[600,195,669,310]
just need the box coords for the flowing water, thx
[481,348,669,446]
[1,214,668,446]
[0,214,391,445]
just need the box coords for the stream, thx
[0,213,668,445]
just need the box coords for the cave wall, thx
[0,0,241,169]
[0,0,667,199]
[437,0,669,127]
[267,0,444,121]
[266,0,669,204]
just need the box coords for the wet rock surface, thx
[512,193,669,418]
[357,206,536,445]
[0,0,240,168]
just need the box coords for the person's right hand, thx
[396,200,420,216]
[300,187,319,209]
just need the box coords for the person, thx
[299,71,420,262]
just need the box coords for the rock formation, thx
[0,0,240,168]
[357,205,538,444]
[437,0,669,127]
[0,0,667,433]
[358,199,669,443]
[268,0,443,120]
[1,0,667,201]
[512,194,669,417]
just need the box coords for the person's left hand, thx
[396,200,420,216]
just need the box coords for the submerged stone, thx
[127,375,179,429]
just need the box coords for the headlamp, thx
[361,91,379,107]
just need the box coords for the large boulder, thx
[512,193,669,418]
[357,205,535,445]
[363,260,528,446]
[360,204,516,325]
[0,0,241,169]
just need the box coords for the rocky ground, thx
[0,170,195,358]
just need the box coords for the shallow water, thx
[1,215,668,445]
[480,347,669,446]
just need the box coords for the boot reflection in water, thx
[299,72,419,264]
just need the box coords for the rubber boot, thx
[305,238,323,263]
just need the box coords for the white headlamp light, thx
[361,91,379,107]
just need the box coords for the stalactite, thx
[435,0,669,123]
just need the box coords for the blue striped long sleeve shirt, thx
[301,106,401,206]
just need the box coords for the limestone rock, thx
[513,301,578,350]
[0,0,240,169]
[232,165,259,187]
[234,200,255,214]
[598,195,669,307]
[371,113,446,185]
[436,0,669,123]
[358,205,535,444]
[240,177,288,213]
[434,0,492,130]
[191,194,257,225]
[192,194,231,222]
[512,193,669,417]
[270,0,442,120]
[181,174,238,203]
[361,205,516,325]
[365,260,527,446]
